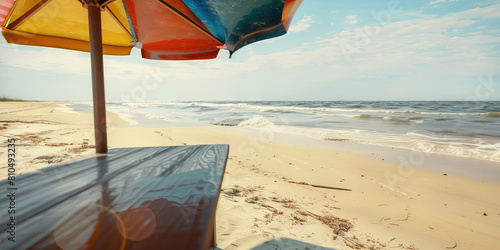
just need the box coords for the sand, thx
[1,102,499,249]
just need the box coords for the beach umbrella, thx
[1,0,303,153]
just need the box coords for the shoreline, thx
[1,102,499,249]
[67,101,500,164]
[224,127,500,184]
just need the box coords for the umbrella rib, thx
[5,0,52,30]
[105,5,136,42]
[156,0,223,44]
[4,28,132,48]
[1,0,17,28]
[230,22,285,55]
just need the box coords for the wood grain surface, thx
[0,144,229,250]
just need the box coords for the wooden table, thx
[0,144,229,249]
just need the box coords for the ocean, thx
[72,101,500,163]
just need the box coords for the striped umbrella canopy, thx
[0,0,15,24]
[1,0,303,153]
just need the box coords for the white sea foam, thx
[409,119,424,124]
[145,114,170,121]
[122,102,498,117]
[105,105,139,125]
[111,101,500,162]
[237,116,274,128]
[56,104,79,114]
[124,102,162,108]
[313,112,359,118]
[118,113,139,125]
[411,139,500,162]
[382,116,408,123]
[254,104,494,117]
[249,125,500,162]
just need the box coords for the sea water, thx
[82,101,500,163]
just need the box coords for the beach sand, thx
[1,102,499,249]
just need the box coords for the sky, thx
[1,0,499,102]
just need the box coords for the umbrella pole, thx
[88,5,107,153]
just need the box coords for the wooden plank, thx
[0,144,229,249]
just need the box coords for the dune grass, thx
[0,96,25,102]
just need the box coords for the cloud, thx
[0,43,173,82]
[3,4,499,77]
[429,0,457,6]
[261,3,500,86]
[2,3,500,101]
[3,3,499,83]
[474,0,500,6]
[0,45,90,74]
[344,15,358,25]
[289,16,314,33]
[458,4,500,18]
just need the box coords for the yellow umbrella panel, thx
[1,0,136,55]
[2,0,138,152]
